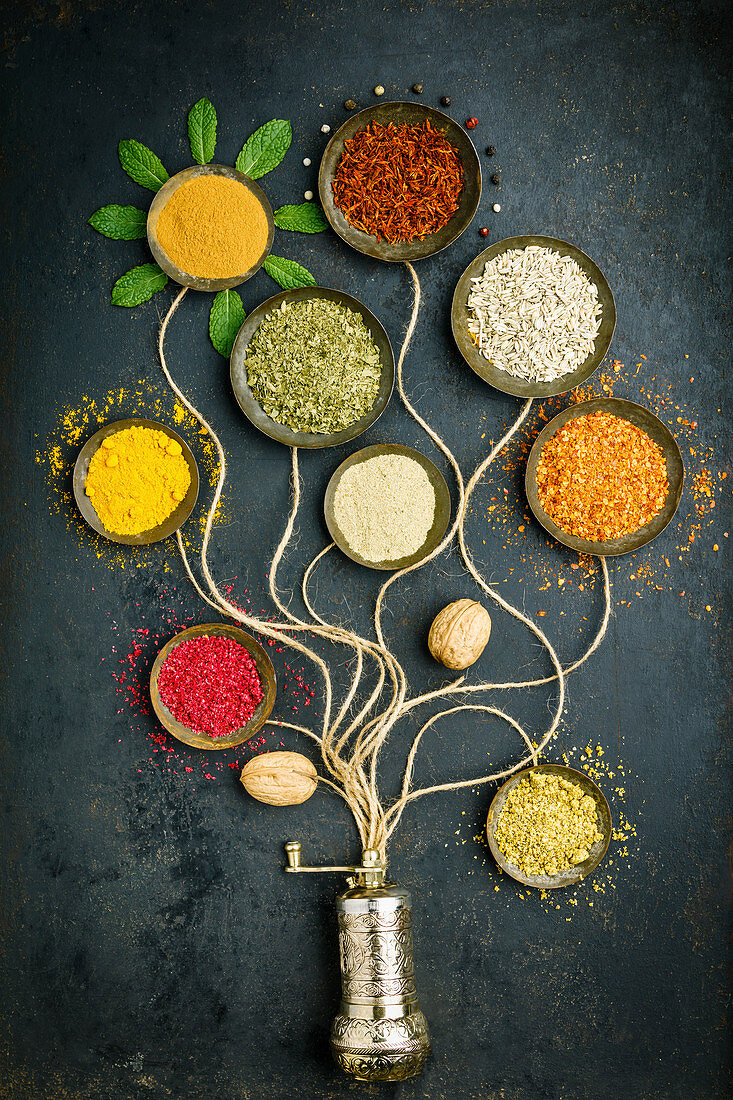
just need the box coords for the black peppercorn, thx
[344,99,357,111]
[486,145,496,156]
[491,173,501,185]
[441,95,451,106]
[412,83,423,94]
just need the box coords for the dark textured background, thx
[1,2,731,1097]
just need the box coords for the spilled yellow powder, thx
[85,426,191,535]
[156,175,269,279]
[37,387,226,568]
[48,444,63,477]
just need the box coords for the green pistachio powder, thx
[245,299,382,434]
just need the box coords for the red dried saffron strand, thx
[332,120,464,244]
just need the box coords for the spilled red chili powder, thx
[157,635,263,739]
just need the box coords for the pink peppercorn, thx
[465,117,478,129]
[158,635,263,739]
[479,226,489,237]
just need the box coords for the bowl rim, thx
[149,622,277,751]
[72,418,199,546]
[451,234,617,398]
[525,396,685,557]
[147,163,275,291]
[229,284,395,449]
[486,763,612,889]
[323,442,452,570]
[318,100,482,262]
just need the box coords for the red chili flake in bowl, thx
[157,635,263,739]
[535,412,669,542]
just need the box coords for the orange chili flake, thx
[332,119,464,244]
[535,412,669,541]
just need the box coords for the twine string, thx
[157,261,612,863]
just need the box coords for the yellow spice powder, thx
[85,426,191,535]
[155,175,269,279]
[494,772,602,877]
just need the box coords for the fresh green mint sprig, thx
[209,289,247,358]
[188,98,217,165]
[273,201,328,233]
[236,119,292,179]
[88,205,147,240]
[118,139,169,191]
[111,263,168,306]
[263,256,317,291]
[89,98,327,356]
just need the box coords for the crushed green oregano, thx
[245,298,382,434]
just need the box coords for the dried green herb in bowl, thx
[244,297,382,435]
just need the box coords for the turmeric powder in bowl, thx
[155,174,269,280]
[85,425,191,536]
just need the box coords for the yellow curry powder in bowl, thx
[155,173,270,281]
[85,425,191,536]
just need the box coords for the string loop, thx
[157,268,611,864]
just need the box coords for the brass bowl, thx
[230,285,395,449]
[451,235,616,398]
[150,623,277,751]
[73,418,199,546]
[147,164,275,291]
[318,101,481,262]
[525,397,684,556]
[486,764,612,890]
[324,443,451,571]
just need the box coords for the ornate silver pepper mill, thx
[284,841,431,1082]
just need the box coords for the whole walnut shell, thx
[240,751,318,806]
[428,599,492,670]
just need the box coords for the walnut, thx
[240,751,317,806]
[428,599,492,670]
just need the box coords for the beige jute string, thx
[157,267,611,864]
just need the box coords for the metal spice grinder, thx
[284,842,431,1083]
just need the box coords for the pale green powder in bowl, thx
[333,453,436,563]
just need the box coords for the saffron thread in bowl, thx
[332,120,464,244]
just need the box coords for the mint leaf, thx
[273,201,328,234]
[118,139,169,191]
[111,263,168,307]
[209,289,246,357]
[188,97,217,164]
[89,204,148,240]
[235,119,292,179]
[263,255,316,290]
